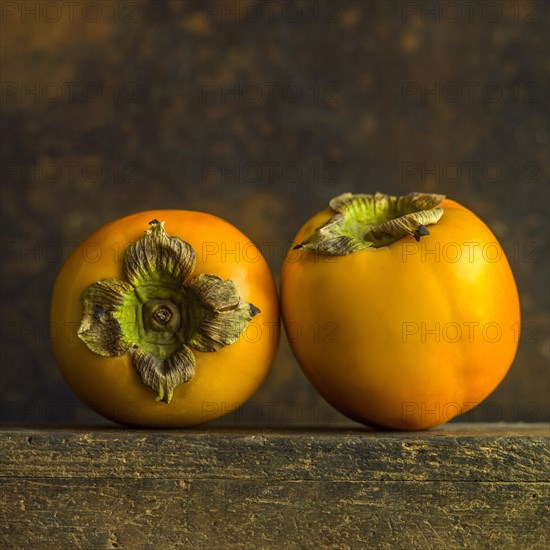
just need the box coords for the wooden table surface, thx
[1,424,549,549]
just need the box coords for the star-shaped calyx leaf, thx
[78,220,260,403]
[294,192,445,255]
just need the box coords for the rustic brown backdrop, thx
[1,0,548,425]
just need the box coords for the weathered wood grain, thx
[0,425,548,549]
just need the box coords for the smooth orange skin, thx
[50,210,279,427]
[281,199,520,430]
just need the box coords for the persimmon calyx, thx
[77,220,260,403]
[294,192,445,255]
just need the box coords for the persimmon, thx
[51,211,279,427]
[280,192,520,430]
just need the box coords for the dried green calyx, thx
[78,220,259,403]
[295,192,445,255]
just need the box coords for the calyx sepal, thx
[78,220,259,403]
[295,192,445,255]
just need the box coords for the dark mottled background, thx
[1,0,548,425]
